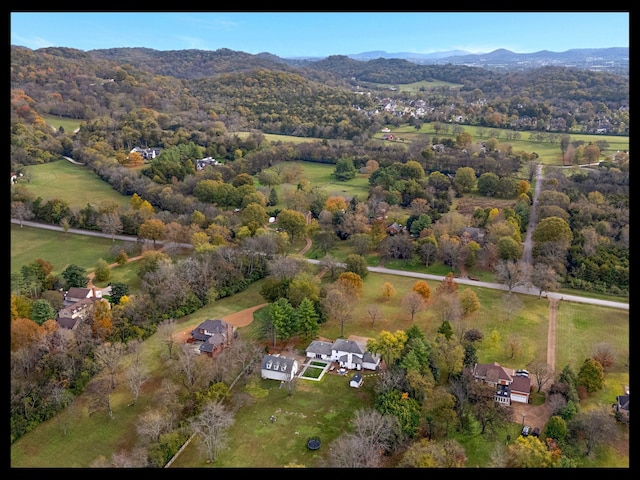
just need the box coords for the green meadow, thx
[42,113,83,134]
[19,159,132,210]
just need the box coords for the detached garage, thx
[261,354,299,382]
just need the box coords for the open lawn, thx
[169,373,376,468]
[17,159,131,210]
[41,113,83,134]
[259,160,371,209]
[11,223,130,276]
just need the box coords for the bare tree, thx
[573,404,618,456]
[268,254,309,280]
[527,360,553,392]
[97,211,124,242]
[152,379,181,431]
[94,342,127,389]
[327,435,377,468]
[90,447,148,468]
[137,408,171,443]
[11,201,34,227]
[530,263,559,298]
[350,408,402,454]
[86,376,115,419]
[125,340,149,404]
[495,260,532,293]
[502,292,524,321]
[328,409,401,467]
[322,287,357,337]
[215,337,264,387]
[401,291,426,321]
[319,255,343,280]
[190,401,235,464]
[174,343,202,394]
[157,318,178,359]
[366,304,382,326]
[432,292,462,325]
[49,384,74,435]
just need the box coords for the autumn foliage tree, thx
[336,271,363,299]
[381,282,397,301]
[437,272,459,295]
[11,317,42,351]
[412,280,431,303]
[138,218,165,246]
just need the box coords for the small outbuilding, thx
[350,373,363,388]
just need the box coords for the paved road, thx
[308,260,628,310]
[12,219,628,310]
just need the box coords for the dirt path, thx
[173,303,268,343]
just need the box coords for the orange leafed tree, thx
[412,280,431,302]
[437,272,459,295]
[325,196,348,213]
[11,317,42,351]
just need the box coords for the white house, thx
[306,337,381,371]
[261,354,299,382]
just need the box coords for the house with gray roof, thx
[189,319,236,357]
[306,336,381,371]
[261,354,299,382]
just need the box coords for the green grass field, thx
[10,223,131,276]
[18,159,131,210]
[258,160,371,209]
[386,123,628,165]
[42,113,83,134]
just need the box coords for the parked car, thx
[521,425,531,437]
[531,427,540,437]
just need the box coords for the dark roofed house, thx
[614,385,630,420]
[470,362,530,405]
[189,319,236,357]
[386,222,404,235]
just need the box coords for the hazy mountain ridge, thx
[291,47,629,73]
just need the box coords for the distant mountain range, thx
[288,47,629,73]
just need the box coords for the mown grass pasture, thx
[18,159,131,210]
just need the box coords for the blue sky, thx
[11,11,629,58]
